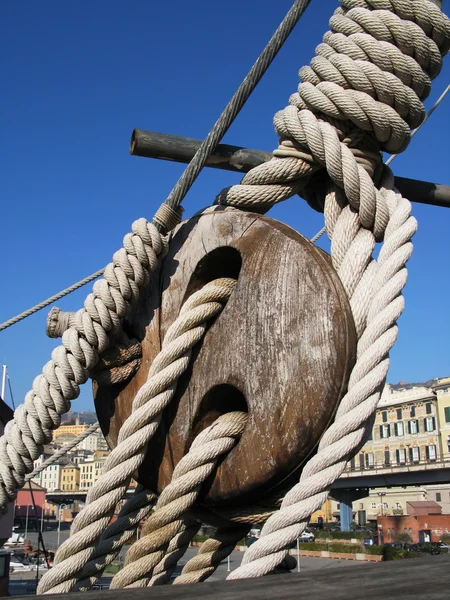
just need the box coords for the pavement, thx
[8,529,371,594]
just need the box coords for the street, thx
[9,530,371,595]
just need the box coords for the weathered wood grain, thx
[27,555,450,600]
[94,208,356,507]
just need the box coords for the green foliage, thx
[382,546,404,561]
[296,542,328,551]
[104,563,121,575]
[382,546,420,561]
[315,530,367,540]
[396,532,412,543]
[363,545,383,555]
[192,534,209,543]
[440,533,450,545]
[296,541,382,555]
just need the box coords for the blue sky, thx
[1,1,449,412]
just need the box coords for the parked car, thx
[298,529,315,542]
[408,543,441,555]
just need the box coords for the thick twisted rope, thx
[73,485,156,591]
[173,523,250,585]
[110,411,248,589]
[223,0,450,578]
[0,218,168,514]
[38,278,236,594]
[25,422,100,482]
[146,518,201,586]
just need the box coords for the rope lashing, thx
[47,310,143,387]
[220,0,450,579]
[144,518,201,587]
[0,0,315,515]
[38,278,236,594]
[216,1,450,220]
[72,485,157,592]
[173,523,251,585]
[110,411,248,589]
[0,219,168,513]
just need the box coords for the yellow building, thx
[61,463,80,491]
[310,498,333,523]
[435,377,450,460]
[53,424,88,441]
[79,452,107,491]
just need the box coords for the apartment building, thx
[79,451,107,491]
[349,385,439,471]
[53,424,89,441]
[38,463,62,492]
[80,430,109,452]
[61,463,80,491]
[435,377,450,460]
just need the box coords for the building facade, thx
[79,452,107,491]
[329,384,447,524]
[349,385,440,472]
[39,463,62,492]
[80,431,109,453]
[435,377,450,460]
[61,463,80,491]
[53,424,88,441]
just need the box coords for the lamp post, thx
[57,504,68,547]
[24,505,31,539]
[378,492,386,517]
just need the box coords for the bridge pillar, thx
[331,488,369,532]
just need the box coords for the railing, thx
[342,458,449,477]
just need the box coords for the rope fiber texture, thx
[110,411,247,589]
[38,278,236,594]
[0,219,168,516]
[219,0,450,579]
[1,0,449,591]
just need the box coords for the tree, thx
[440,533,450,545]
[396,532,412,544]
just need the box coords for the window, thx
[384,450,390,465]
[396,448,406,464]
[380,424,390,439]
[408,420,419,434]
[336,503,340,510]
[445,407,450,423]
[394,422,404,436]
[409,447,420,463]
[365,453,374,468]
[427,445,437,461]
[371,502,377,509]
[350,457,356,471]
[382,411,388,423]
[425,417,436,432]
[410,405,416,418]
[396,408,402,420]
[426,403,432,415]
[436,493,442,502]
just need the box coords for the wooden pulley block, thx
[94,207,356,509]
